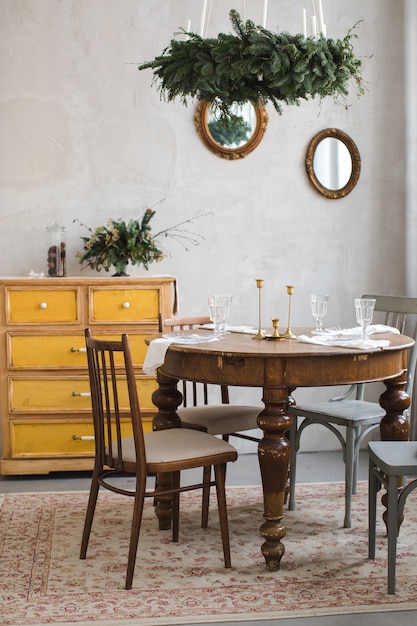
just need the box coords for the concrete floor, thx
[1,450,416,626]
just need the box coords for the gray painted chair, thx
[288,295,417,528]
[368,440,417,593]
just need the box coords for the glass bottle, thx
[46,223,66,276]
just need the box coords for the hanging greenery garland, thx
[139,10,364,118]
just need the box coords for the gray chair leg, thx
[344,426,356,528]
[368,457,378,561]
[387,474,399,594]
[351,426,361,495]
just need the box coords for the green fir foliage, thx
[139,10,364,117]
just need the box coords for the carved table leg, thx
[257,386,292,571]
[379,372,410,530]
[151,369,182,530]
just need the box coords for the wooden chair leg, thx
[214,463,231,568]
[201,465,211,528]
[125,486,146,591]
[172,471,180,542]
[80,467,101,559]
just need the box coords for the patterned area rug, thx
[1,482,416,626]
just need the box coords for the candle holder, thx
[253,279,266,340]
[283,285,297,339]
[264,318,284,340]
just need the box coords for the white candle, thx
[261,0,268,28]
[199,0,208,36]
[322,23,327,37]
[310,15,317,38]
[317,0,325,33]
[303,8,307,37]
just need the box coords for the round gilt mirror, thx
[194,100,268,160]
[305,128,361,199]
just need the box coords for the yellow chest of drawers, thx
[0,276,176,475]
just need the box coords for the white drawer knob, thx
[72,435,95,441]
[122,301,130,309]
[72,391,91,397]
[39,302,48,309]
[71,347,87,353]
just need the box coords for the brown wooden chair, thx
[159,315,261,526]
[80,328,237,590]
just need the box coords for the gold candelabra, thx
[283,285,296,339]
[253,279,265,340]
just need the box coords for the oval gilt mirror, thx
[305,128,361,199]
[194,100,268,160]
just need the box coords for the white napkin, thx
[143,334,219,375]
[323,324,399,337]
[143,338,173,374]
[297,335,390,350]
[297,324,398,349]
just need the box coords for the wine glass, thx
[215,294,232,335]
[208,295,228,337]
[310,293,329,334]
[354,298,376,339]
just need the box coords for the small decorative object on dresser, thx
[0,276,176,475]
[46,222,66,277]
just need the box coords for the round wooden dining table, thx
[149,328,413,572]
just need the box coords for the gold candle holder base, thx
[282,328,297,339]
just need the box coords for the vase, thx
[112,261,129,277]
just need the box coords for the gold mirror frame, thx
[194,100,268,160]
[305,128,361,199]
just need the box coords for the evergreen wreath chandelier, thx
[138,7,364,119]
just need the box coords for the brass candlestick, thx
[253,278,265,340]
[271,318,280,337]
[283,285,296,339]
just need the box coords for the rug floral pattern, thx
[0,483,416,625]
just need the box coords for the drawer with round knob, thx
[9,418,152,457]
[8,333,149,368]
[89,287,160,323]
[9,376,158,412]
[6,288,80,324]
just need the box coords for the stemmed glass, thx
[354,298,376,339]
[216,294,232,335]
[208,295,229,337]
[310,293,329,334]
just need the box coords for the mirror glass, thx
[306,129,361,199]
[195,100,268,160]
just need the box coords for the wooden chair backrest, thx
[85,328,147,475]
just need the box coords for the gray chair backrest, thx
[362,294,417,439]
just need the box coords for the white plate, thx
[162,333,219,344]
